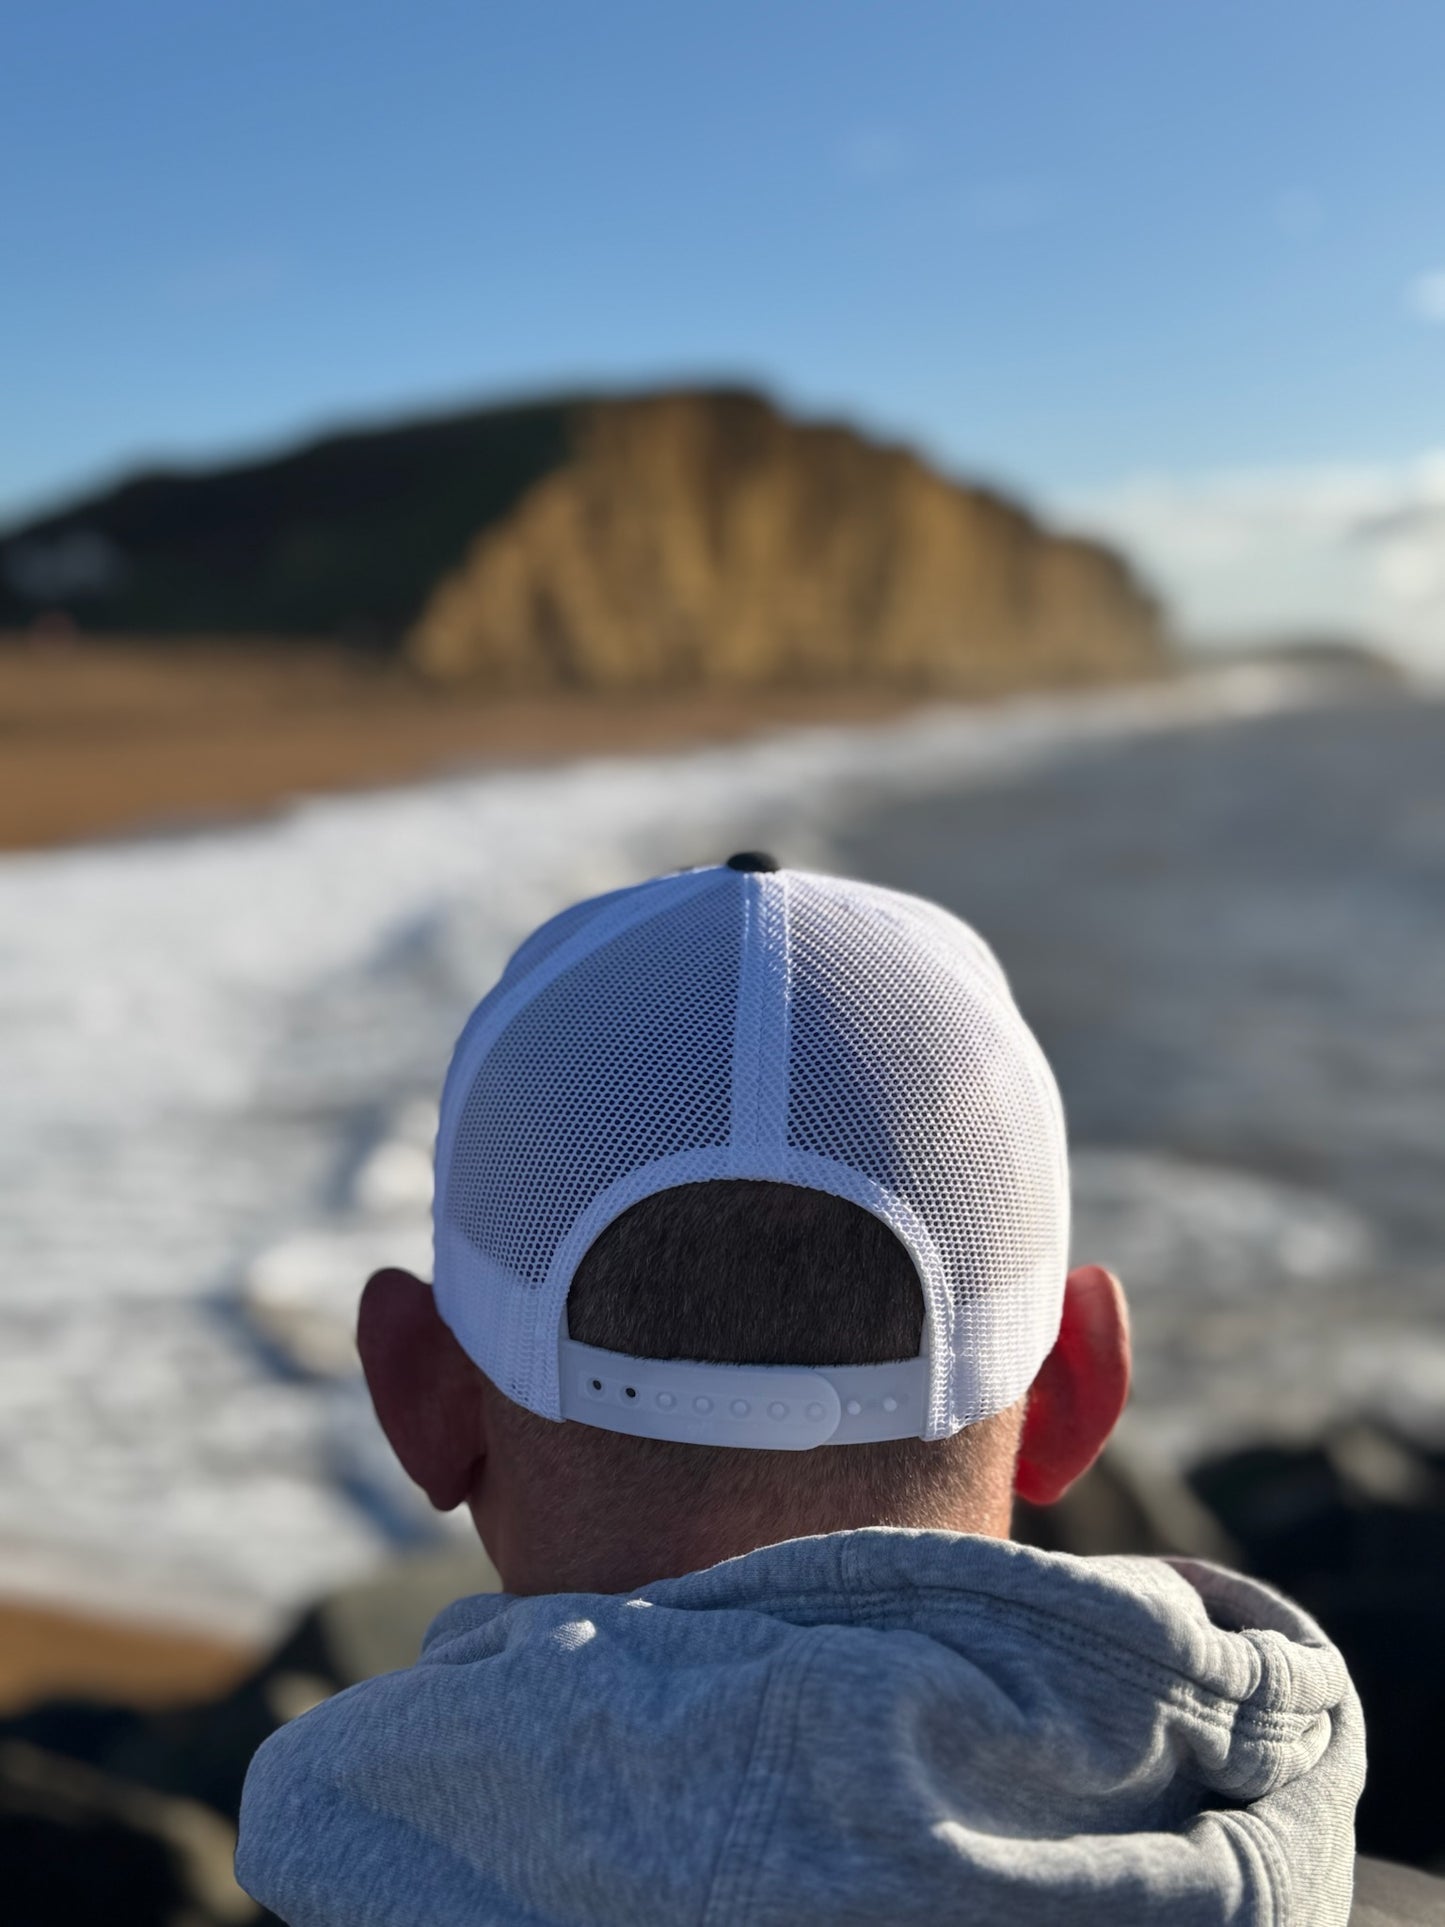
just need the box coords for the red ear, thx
[1015,1265,1131,1507]
[357,1268,486,1512]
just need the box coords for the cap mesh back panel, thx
[435,864,1068,1433]
[491,881,655,996]
[441,878,740,1407]
[784,875,1068,1429]
[846,879,1013,1001]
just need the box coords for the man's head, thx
[362,1183,1126,1592]
[359,858,1130,1593]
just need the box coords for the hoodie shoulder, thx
[238,1589,788,1927]
[237,1538,1366,1927]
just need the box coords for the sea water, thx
[2,663,1440,1636]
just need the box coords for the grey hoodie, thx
[236,1529,1365,1925]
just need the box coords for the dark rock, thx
[1,1545,494,1825]
[0,1739,260,1924]
[1189,1422,1445,1871]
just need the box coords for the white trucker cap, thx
[432,853,1069,1450]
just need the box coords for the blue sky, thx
[6,1,1445,656]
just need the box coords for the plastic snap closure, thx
[768,1401,788,1420]
[730,1399,750,1417]
[845,1399,863,1417]
[656,1392,676,1410]
[694,1396,713,1415]
[882,1396,899,1414]
[805,1402,826,1422]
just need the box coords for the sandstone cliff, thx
[408,392,1163,691]
[0,387,1164,692]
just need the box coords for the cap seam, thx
[727,872,790,1168]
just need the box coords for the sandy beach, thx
[0,1600,252,1716]
[0,640,928,851]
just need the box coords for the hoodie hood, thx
[237,1530,1364,1926]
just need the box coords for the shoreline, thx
[0,638,1035,853]
[0,1596,254,1716]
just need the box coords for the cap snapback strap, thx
[557,1337,929,1449]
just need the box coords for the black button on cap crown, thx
[725,851,780,873]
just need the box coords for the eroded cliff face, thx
[408,392,1164,691]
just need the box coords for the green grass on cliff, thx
[0,397,579,644]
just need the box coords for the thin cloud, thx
[1408,269,1445,324]
[1059,455,1445,672]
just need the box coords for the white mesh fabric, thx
[433,863,1069,1436]
[780,874,1068,1431]
[491,880,645,993]
[435,869,741,1411]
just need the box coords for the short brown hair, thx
[491,1181,1019,1536]
[567,1178,923,1367]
